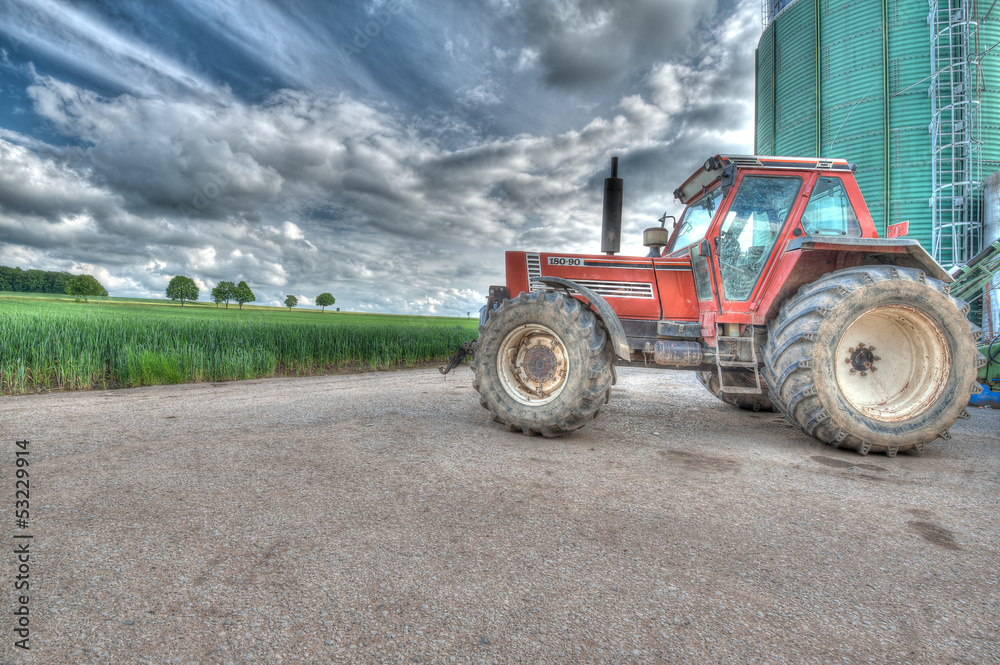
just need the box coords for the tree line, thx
[0,266,334,311]
[166,275,336,311]
[0,265,108,301]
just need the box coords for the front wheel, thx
[763,266,981,455]
[472,291,614,437]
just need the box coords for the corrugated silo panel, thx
[819,0,886,231]
[755,24,776,155]
[859,175,887,229]
[773,0,817,156]
[980,11,1000,173]
[885,5,933,248]
[889,126,931,172]
[821,97,884,160]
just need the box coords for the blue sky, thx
[0,0,759,314]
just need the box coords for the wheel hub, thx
[845,342,880,376]
[497,324,570,406]
[519,344,557,383]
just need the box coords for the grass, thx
[0,294,479,394]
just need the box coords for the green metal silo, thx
[755,0,1000,269]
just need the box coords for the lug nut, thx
[849,368,857,375]
[860,371,868,377]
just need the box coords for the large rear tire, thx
[472,291,614,437]
[763,266,981,455]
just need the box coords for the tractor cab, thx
[667,155,867,258]
[651,155,878,327]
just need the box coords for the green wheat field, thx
[0,293,479,395]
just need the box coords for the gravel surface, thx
[1,367,998,664]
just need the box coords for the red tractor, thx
[466,155,985,456]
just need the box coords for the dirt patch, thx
[811,455,887,473]
[907,521,962,551]
[657,448,740,472]
[906,508,934,519]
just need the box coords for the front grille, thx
[573,280,655,299]
[526,253,543,291]
[533,278,655,299]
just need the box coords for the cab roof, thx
[673,154,854,205]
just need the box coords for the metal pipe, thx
[601,157,623,255]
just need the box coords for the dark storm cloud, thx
[505,0,718,89]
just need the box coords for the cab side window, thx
[800,177,862,237]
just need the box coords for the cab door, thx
[710,172,806,319]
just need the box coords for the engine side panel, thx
[505,251,701,323]
[506,251,656,319]
[652,259,700,321]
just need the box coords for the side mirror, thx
[719,164,737,194]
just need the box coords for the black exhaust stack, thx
[601,156,623,255]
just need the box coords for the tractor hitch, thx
[439,341,474,375]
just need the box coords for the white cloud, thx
[516,47,539,72]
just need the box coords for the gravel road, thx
[1,367,998,665]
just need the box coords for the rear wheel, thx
[763,266,981,455]
[473,291,613,436]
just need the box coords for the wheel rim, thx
[834,305,950,422]
[497,323,569,406]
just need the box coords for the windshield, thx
[667,186,725,255]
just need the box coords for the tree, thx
[284,295,298,311]
[25,269,46,292]
[211,281,236,309]
[166,275,199,306]
[210,286,223,308]
[65,274,108,302]
[233,281,255,310]
[316,292,335,312]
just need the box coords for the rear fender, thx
[530,276,631,361]
[757,236,954,323]
[786,236,953,282]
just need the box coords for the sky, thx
[0,0,761,315]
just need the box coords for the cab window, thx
[668,186,725,255]
[801,177,861,237]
